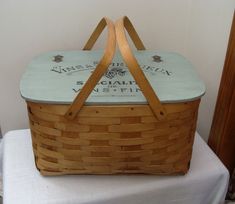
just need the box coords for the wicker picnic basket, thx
[20,17,205,175]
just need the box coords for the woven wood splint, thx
[21,17,204,175]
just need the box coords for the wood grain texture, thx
[65,17,116,120]
[115,16,167,120]
[208,12,235,174]
[27,99,200,175]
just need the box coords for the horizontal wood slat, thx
[54,123,90,132]
[109,123,156,132]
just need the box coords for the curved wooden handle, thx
[115,16,166,120]
[118,16,146,50]
[65,17,116,120]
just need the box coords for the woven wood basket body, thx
[28,101,199,175]
[22,17,204,175]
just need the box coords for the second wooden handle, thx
[115,16,166,120]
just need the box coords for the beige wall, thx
[0,0,234,140]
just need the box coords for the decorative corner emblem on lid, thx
[152,55,162,63]
[53,55,63,63]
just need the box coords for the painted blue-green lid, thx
[20,50,205,104]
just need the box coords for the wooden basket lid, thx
[20,50,205,104]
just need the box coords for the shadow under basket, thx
[27,100,199,176]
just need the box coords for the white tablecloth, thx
[3,129,229,204]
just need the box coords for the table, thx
[3,129,229,204]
